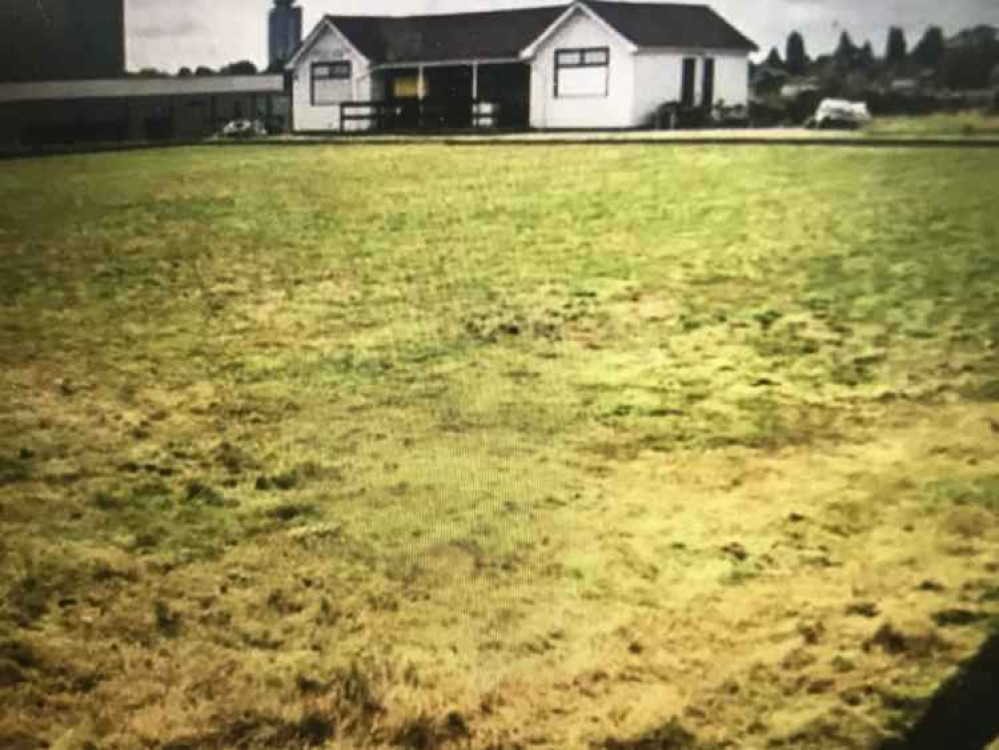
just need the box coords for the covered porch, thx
[342,59,531,133]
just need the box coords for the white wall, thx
[713,53,750,108]
[528,9,636,130]
[631,50,749,125]
[632,52,683,126]
[291,24,372,132]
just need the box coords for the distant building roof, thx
[779,80,821,99]
[301,1,757,66]
[0,75,285,104]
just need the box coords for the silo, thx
[269,0,304,71]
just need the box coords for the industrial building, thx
[0,76,289,147]
[0,1,294,148]
[0,0,126,83]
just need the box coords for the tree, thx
[858,41,876,69]
[943,48,996,89]
[785,31,808,76]
[912,26,945,69]
[195,66,214,76]
[940,25,999,89]
[834,31,858,68]
[220,60,258,76]
[765,46,784,69]
[177,66,193,78]
[886,26,908,65]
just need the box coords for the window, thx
[702,58,716,107]
[680,57,697,107]
[311,61,352,106]
[392,75,421,100]
[554,46,609,98]
[313,61,351,80]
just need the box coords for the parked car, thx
[805,99,872,130]
[217,119,267,139]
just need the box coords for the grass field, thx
[865,111,999,138]
[1,144,998,750]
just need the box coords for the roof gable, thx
[286,17,370,69]
[520,2,638,59]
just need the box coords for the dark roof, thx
[326,6,565,64]
[585,1,757,52]
[321,1,756,65]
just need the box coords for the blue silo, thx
[269,0,303,70]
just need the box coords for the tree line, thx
[130,60,263,79]
[762,25,997,90]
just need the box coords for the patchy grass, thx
[0,144,998,749]
[865,110,999,138]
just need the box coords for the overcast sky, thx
[126,0,999,72]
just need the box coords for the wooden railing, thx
[339,99,499,133]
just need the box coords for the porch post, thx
[417,64,426,128]
[471,62,481,128]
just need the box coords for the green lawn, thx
[865,110,999,138]
[1,144,998,750]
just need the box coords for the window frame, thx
[554,46,610,99]
[311,61,352,106]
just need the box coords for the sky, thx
[126,0,999,72]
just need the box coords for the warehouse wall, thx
[0,93,290,147]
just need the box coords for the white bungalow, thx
[285,1,757,132]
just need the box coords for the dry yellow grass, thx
[0,144,997,749]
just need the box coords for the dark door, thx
[443,67,473,128]
[385,70,420,130]
[478,63,531,129]
[702,58,716,108]
[681,58,697,107]
[426,66,472,129]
